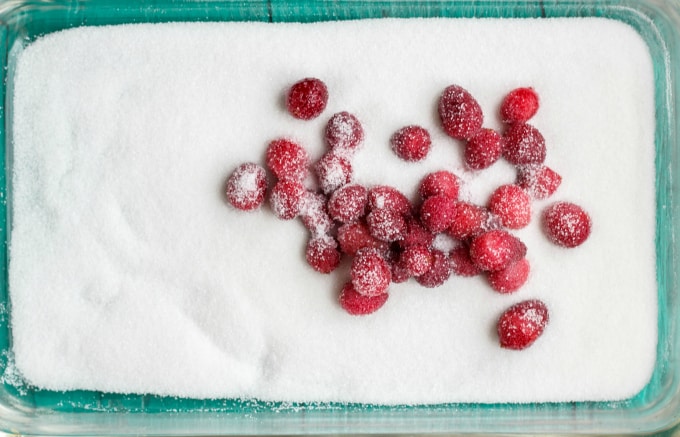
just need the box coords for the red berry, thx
[542,202,591,248]
[391,125,432,162]
[351,248,392,297]
[449,246,481,277]
[399,217,435,248]
[517,164,562,200]
[315,152,352,194]
[418,170,460,199]
[328,184,368,224]
[391,262,411,284]
[265,139,309,181]
[438,84,484,140]
[497,299,549,350]
[367,186,412,216]
[503,123,546,166]
[500,87,540,124]
[325,112,364,153]
[415,249,452,288]
[306,236,341,274]
[226,163,268,211]
[270,178,305,220]
[448,202,493,240]
[286,77,328,120]
[465,128,504,170]
[337,222,389,256]
[488,184,532,229]
[366,208,407,242]
[469,230,527,272]
[400,245,433,277]
[488,258,530,293]
[299,191,333,237]
[339,282,388,316]
[420,194,457,233]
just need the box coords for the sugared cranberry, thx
[339,282,388,316]
[328,184,368,224]
[465,128,504,170]
[542,202,591,248]
[391,125,431,162]
[351,248,392,297]
[503,123,546,166]
[306,236,341,274]
[449,245,481,277]
[488,184,532,229]
[517,164,562,200]
[500,87,540,124]
[270,178,305,220]
[469,230,526,272]
[226,163,268,211]
[367,186,412,216]
[399,245,433,277]
[497,299,549,350]
[420,194,457,233]
[488,258,530,293]
[438,84,484,140]
[418,170,460,199]
[366,208,407,242]
[286,77,328,120]
[266,139,309,181]
[315,152,352,194]
[415,249,452,288]
[337,222,389,257]
[325,112,364,153]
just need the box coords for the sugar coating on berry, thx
[469,230,527,272]
[420,195,457,233]
[500,87,540,124]
[266,139,309,181]
[337,222,389,257]
[497,299,549,350]
[306,235,341,274]
[447,201,494,240]
[438,84,484,140]
[328,184,368,224]
[368,186,412,215]
[400,245,433,277]
[390,261,411,284]
[315,152,352,194]
[339,282,388,316]
[325,112,364,153]
[543,202,592,248]
[488,184,532,229]
[418,170,460,199]
[449,246,481,277]
[366,208,407,242]
[465,128,504,170]
[488,258,530,293]
[286,77,328,120]
[400,217,435,248]
[391,125,432,162]
[270,178,305,220]
[226,162,268,211]
[415,249,452,288]
[503,123,546,166]
[351,248,392,297]
[299,191,333,237]
[517,164,562,200]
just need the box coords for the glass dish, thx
[0,0,679,434]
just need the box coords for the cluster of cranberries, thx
[226,78,591,350]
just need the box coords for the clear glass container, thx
[0,0,679,434]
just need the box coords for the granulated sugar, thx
[9,18,657,403]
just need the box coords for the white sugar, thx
[9,18,656,403]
